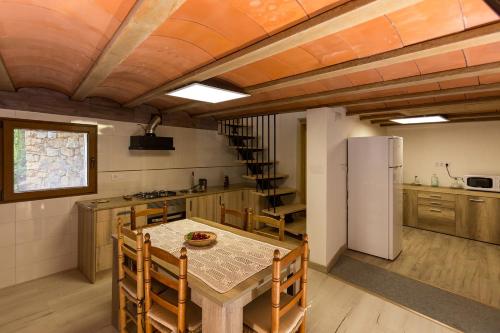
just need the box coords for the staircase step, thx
[228,146,264,151]
[237,160,278,165]
[242,173,288,180]
[225,124,248,128]
[262,203,306,217]
[226,135,255,140]
[253,217,306,237]
[284,217,306,236]
[252,187,296,197]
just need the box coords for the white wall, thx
[0,108,245,288]
[387,121,500,187]
[276,112,305,198]
[306,107,384,267]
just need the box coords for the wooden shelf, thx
[252,187,296,197]
[262,203,306,217]
[242,173,288,180]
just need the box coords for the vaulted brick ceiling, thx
[0,0,499,125]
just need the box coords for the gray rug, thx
[330,255,500,333]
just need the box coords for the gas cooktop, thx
[132,190,177,200]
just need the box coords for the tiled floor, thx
[0,267,457,333]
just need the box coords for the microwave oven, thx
[463,175,500,192]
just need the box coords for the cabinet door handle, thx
[430,208,442,213]
[469,198,485,203]
[429,195,441,198]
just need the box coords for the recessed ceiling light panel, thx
[390,115,449,124]
[166,83,249,103]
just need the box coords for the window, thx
[1,118,97,202]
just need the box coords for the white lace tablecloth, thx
[145,219,290,293]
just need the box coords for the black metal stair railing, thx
[219,114,279,212]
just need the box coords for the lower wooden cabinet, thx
[403,189,418,227]
[456,195,500,244]
[186,190,256,228]
[186,194,217,220]
[95,205,146,272]
[417,205,455,235]
[403,187,500,245]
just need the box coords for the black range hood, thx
[129,115,175,151]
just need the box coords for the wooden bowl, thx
[184,231,217,247]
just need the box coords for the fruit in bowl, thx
[184,231,217,247]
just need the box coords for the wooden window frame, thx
[1,118,97,202]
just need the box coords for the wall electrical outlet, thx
[435,161,448,167]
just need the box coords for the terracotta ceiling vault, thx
[0,0,499,125]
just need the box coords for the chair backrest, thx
[117,218,144,301]
[220,203,248,230]
[131,201,168,230]
[271,234,309,333]
[144,234,188,332]
[248,209,285,241]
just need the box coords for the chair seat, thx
[243,290,305,333]
[148,289,202,333]
[119,277,137,299]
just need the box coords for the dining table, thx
[111,217,298,333]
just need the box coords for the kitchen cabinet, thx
[416,191,456,236]
[456,195,500,244]
[403,185,500,245]
[95,205,147,272]
[187,190,252,228]
[186,194,217,220]
[78,204,147,282]
[417,205,456,235]
[403,189,418,227]
[186,189,264,230]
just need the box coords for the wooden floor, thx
[346,226,500,310]
[0,267,457,333]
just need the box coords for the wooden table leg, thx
[192,292,244,333]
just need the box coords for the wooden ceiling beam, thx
[378,113,500,126]
[162,21,500,114]
[370,110,500,124]
[124,0,423,108]
[0,55,15,92]
[356,97,500,118]
[71,0,186,101]
[195,61,500,118]
[247,22,500,94]
[346,82,500,108]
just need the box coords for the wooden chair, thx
[220,203,248,230]
[144,234,202,333]
[117,218,145,333]
[243,235,309,333]
[248,209,286,241]
[131,201,168,230]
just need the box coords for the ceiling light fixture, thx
[390,115,449,124]
[166,83,249,103]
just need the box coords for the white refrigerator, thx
[347,136,403,260]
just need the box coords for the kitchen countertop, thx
[403,184,500,199]
[77,184,254,211]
